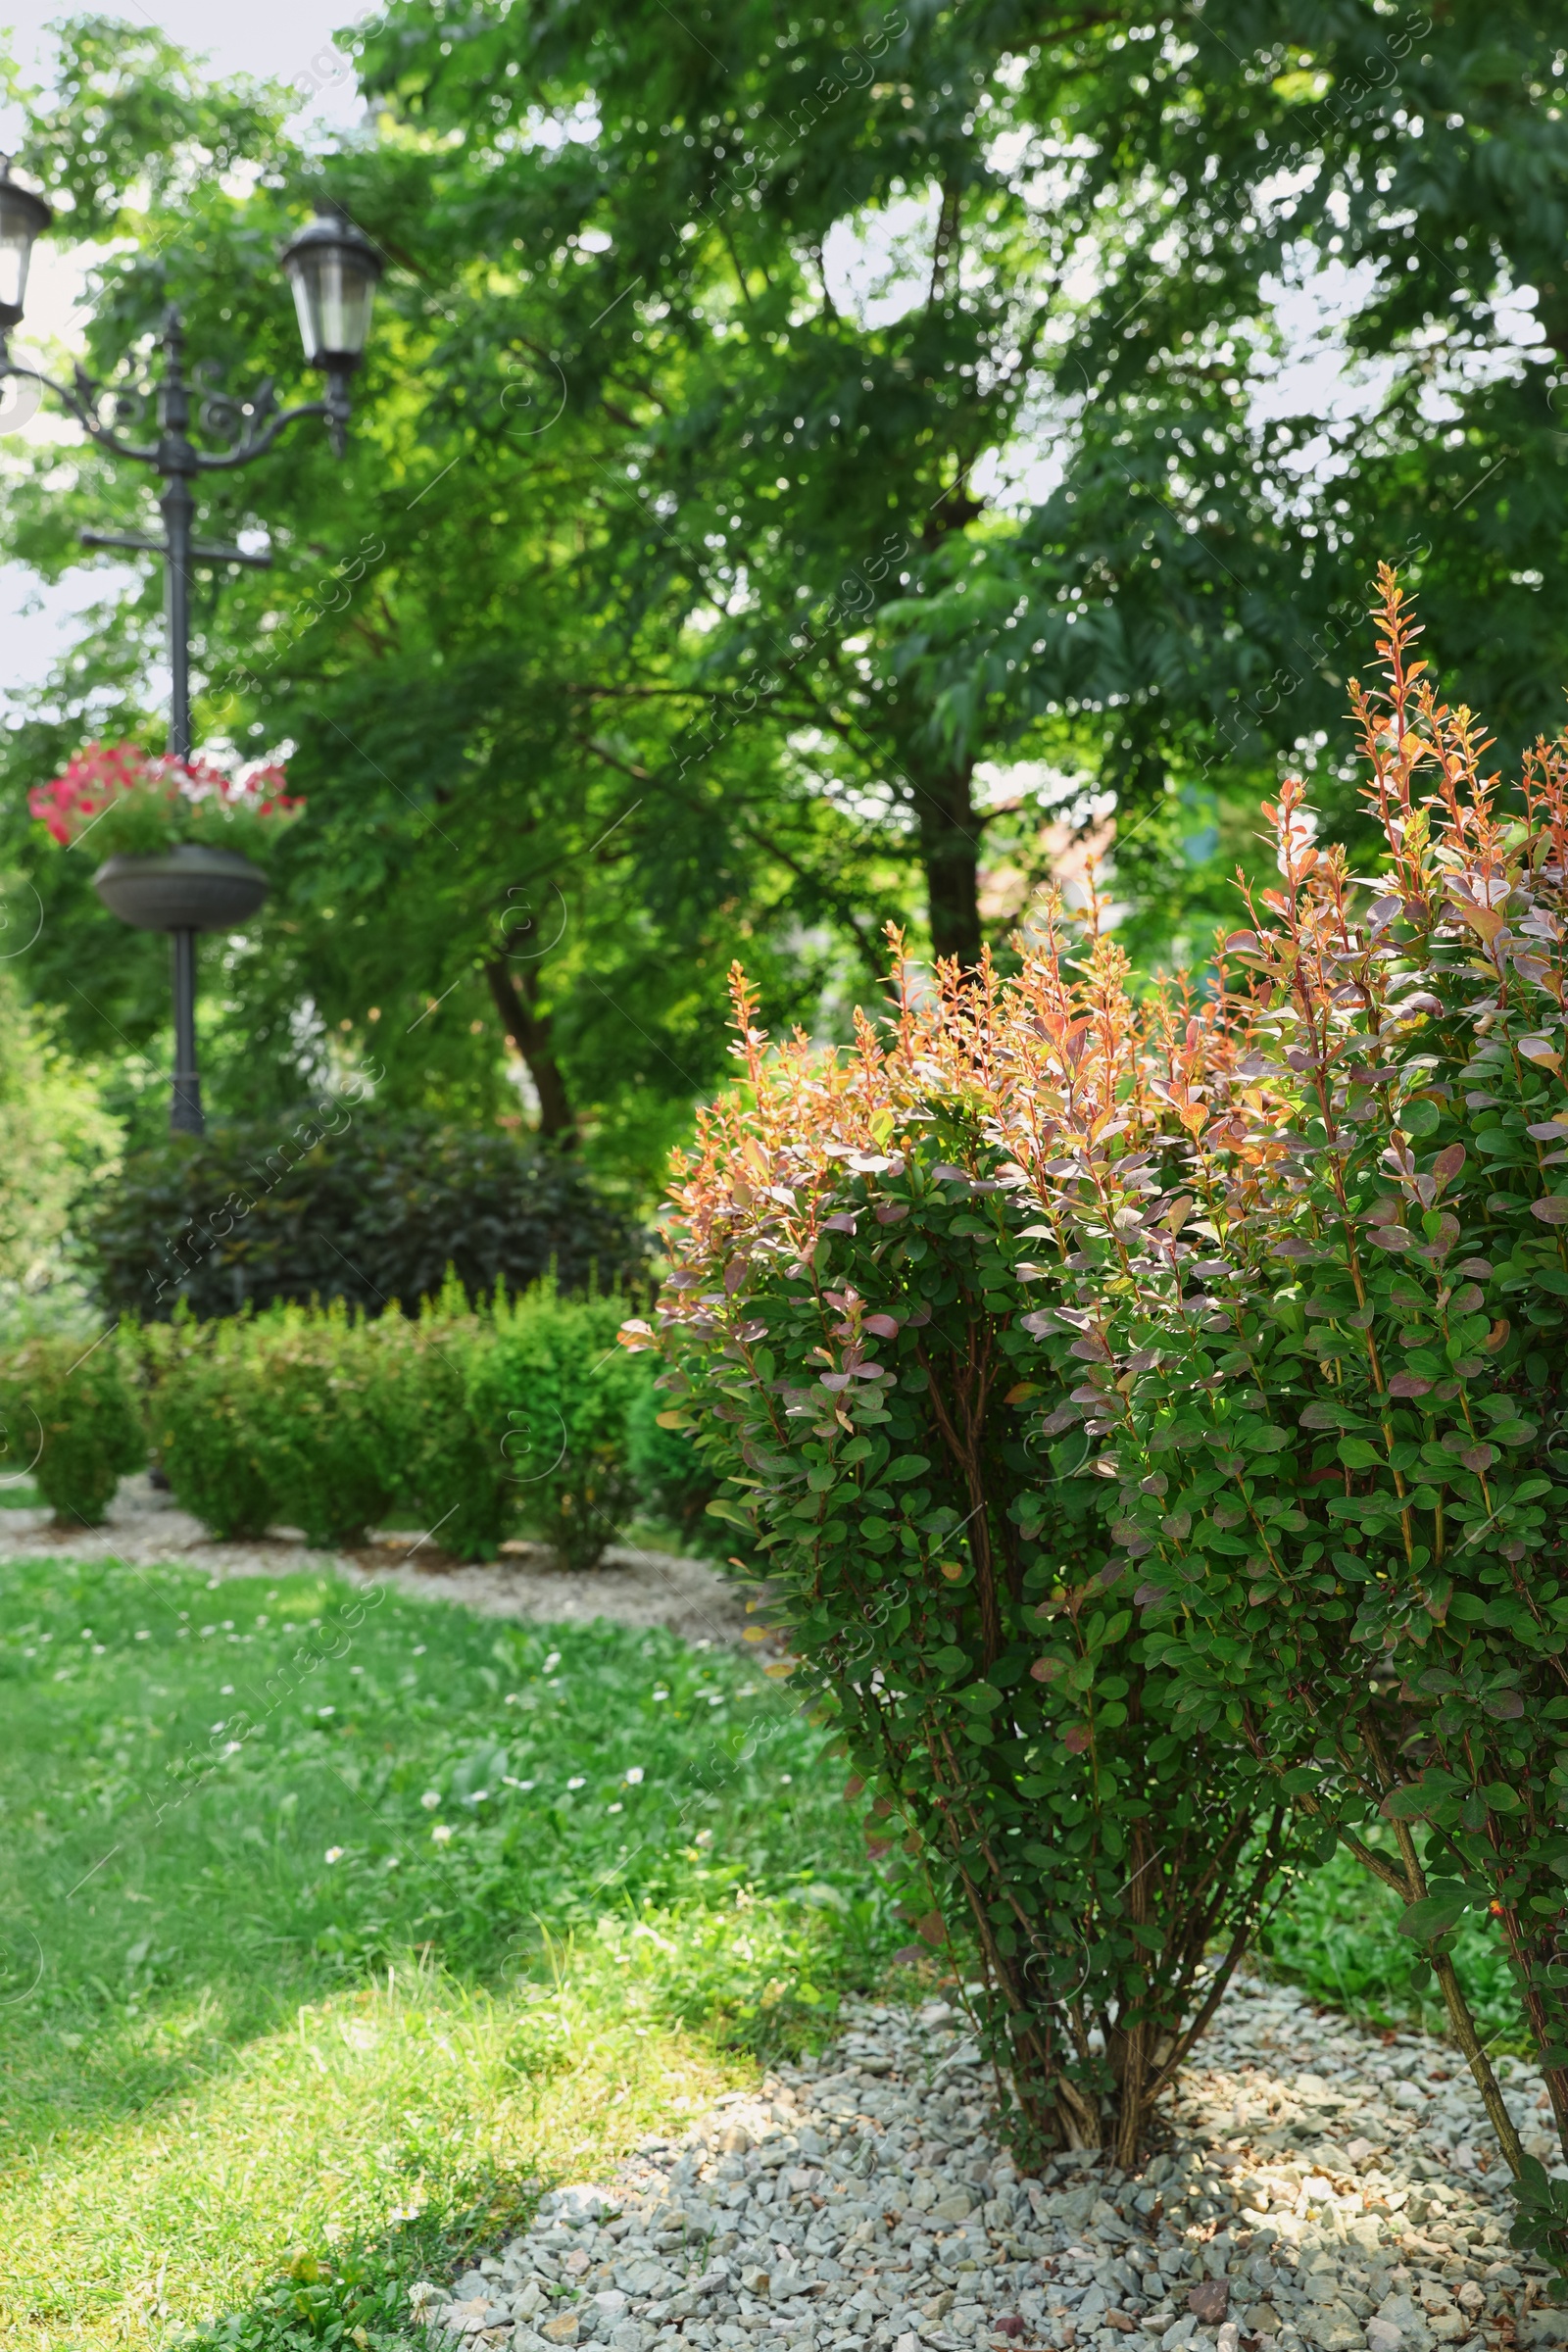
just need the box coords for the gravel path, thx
[414,1975,1568,2352]
[0,1477,757,1648]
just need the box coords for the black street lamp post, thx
[0,162,382,1133]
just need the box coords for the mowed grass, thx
[0,1555,899,2351]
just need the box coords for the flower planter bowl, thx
[92,845,270,934]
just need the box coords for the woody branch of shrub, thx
[1086,570,1568,2274]
[623,941,1308,2169]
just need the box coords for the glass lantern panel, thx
[291,250,375,364]
[0,194,38,319]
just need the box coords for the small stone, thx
[1189,2285,1229,2327]
[1366,2326,1402,2352]
[1243,2312,1280,2339]
[541,2314,581,2345]
[1346,2140,1379,2170]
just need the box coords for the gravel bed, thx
[0,1475,756,1646]
[412,1976,1568,2352]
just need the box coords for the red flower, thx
[27,741,306,847]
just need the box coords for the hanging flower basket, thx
[91,843,270,933]
[29,739,305,858]
[28,740,304,937]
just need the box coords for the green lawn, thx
[1260,1836,1525,2048]
[0,1548,1533,2351]
[0,1555,898,2351]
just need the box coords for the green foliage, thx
[147,1303,391,1549]
[126,1282,651,1562]
[360,1290,511,1563]
[1262,1839,1523,2045]
[6,4,1568,1176]
[639,971,1304,2166]
[86,1111,649,1321]
[1077,577,1568,2265]
[470,1283,653,1570]
[644,579,1568,2244]
[625,1382,727,1557]
[0,968,121,1319]
[0,1329,142,1526]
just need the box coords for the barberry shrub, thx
[634,572,1568,2242]
[628,954,1306,2167]
[1097,574,1568,2264]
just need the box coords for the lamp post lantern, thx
[0,159,382,1134]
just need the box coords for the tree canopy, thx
[2,3,1565,1180]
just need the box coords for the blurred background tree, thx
[1,1,1564,1219]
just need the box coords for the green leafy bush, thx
[363,1287,510,1560]
[152,1303,393,1548]
[86,1112,649,1321]
[133,1311,274,1540]
[471,1282,652,1570]
[632,965,1304,2166]
[0,1332,142,1525]
[640,572,1568,2260]
[129,1283,647,1563]
[626,1381,728,1553]
[1098,574,1568,2257]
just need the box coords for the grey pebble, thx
[414,1974,1566,2352]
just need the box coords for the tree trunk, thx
[908,751,983,967]
[484,957,575,1146]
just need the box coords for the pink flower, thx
[27,741,306,847]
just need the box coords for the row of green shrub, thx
[0,1282,718,1562]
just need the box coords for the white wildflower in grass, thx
[624,1767,644,1786]
[566,1776,586,1791]
[318,1705,335,1719]
[608,1801,623,1814]
[420,1789,441,1810]
[652,1689,669,1702]
[781,1774,792,1785]
[324,1847,345,1864]
[412,1644,426,1656]
[431,1824,454,1844]
[695,1829,713,1847]
[543,1650,562,1674]
[504,1692,519,1705]
[220,1684,235,1694]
